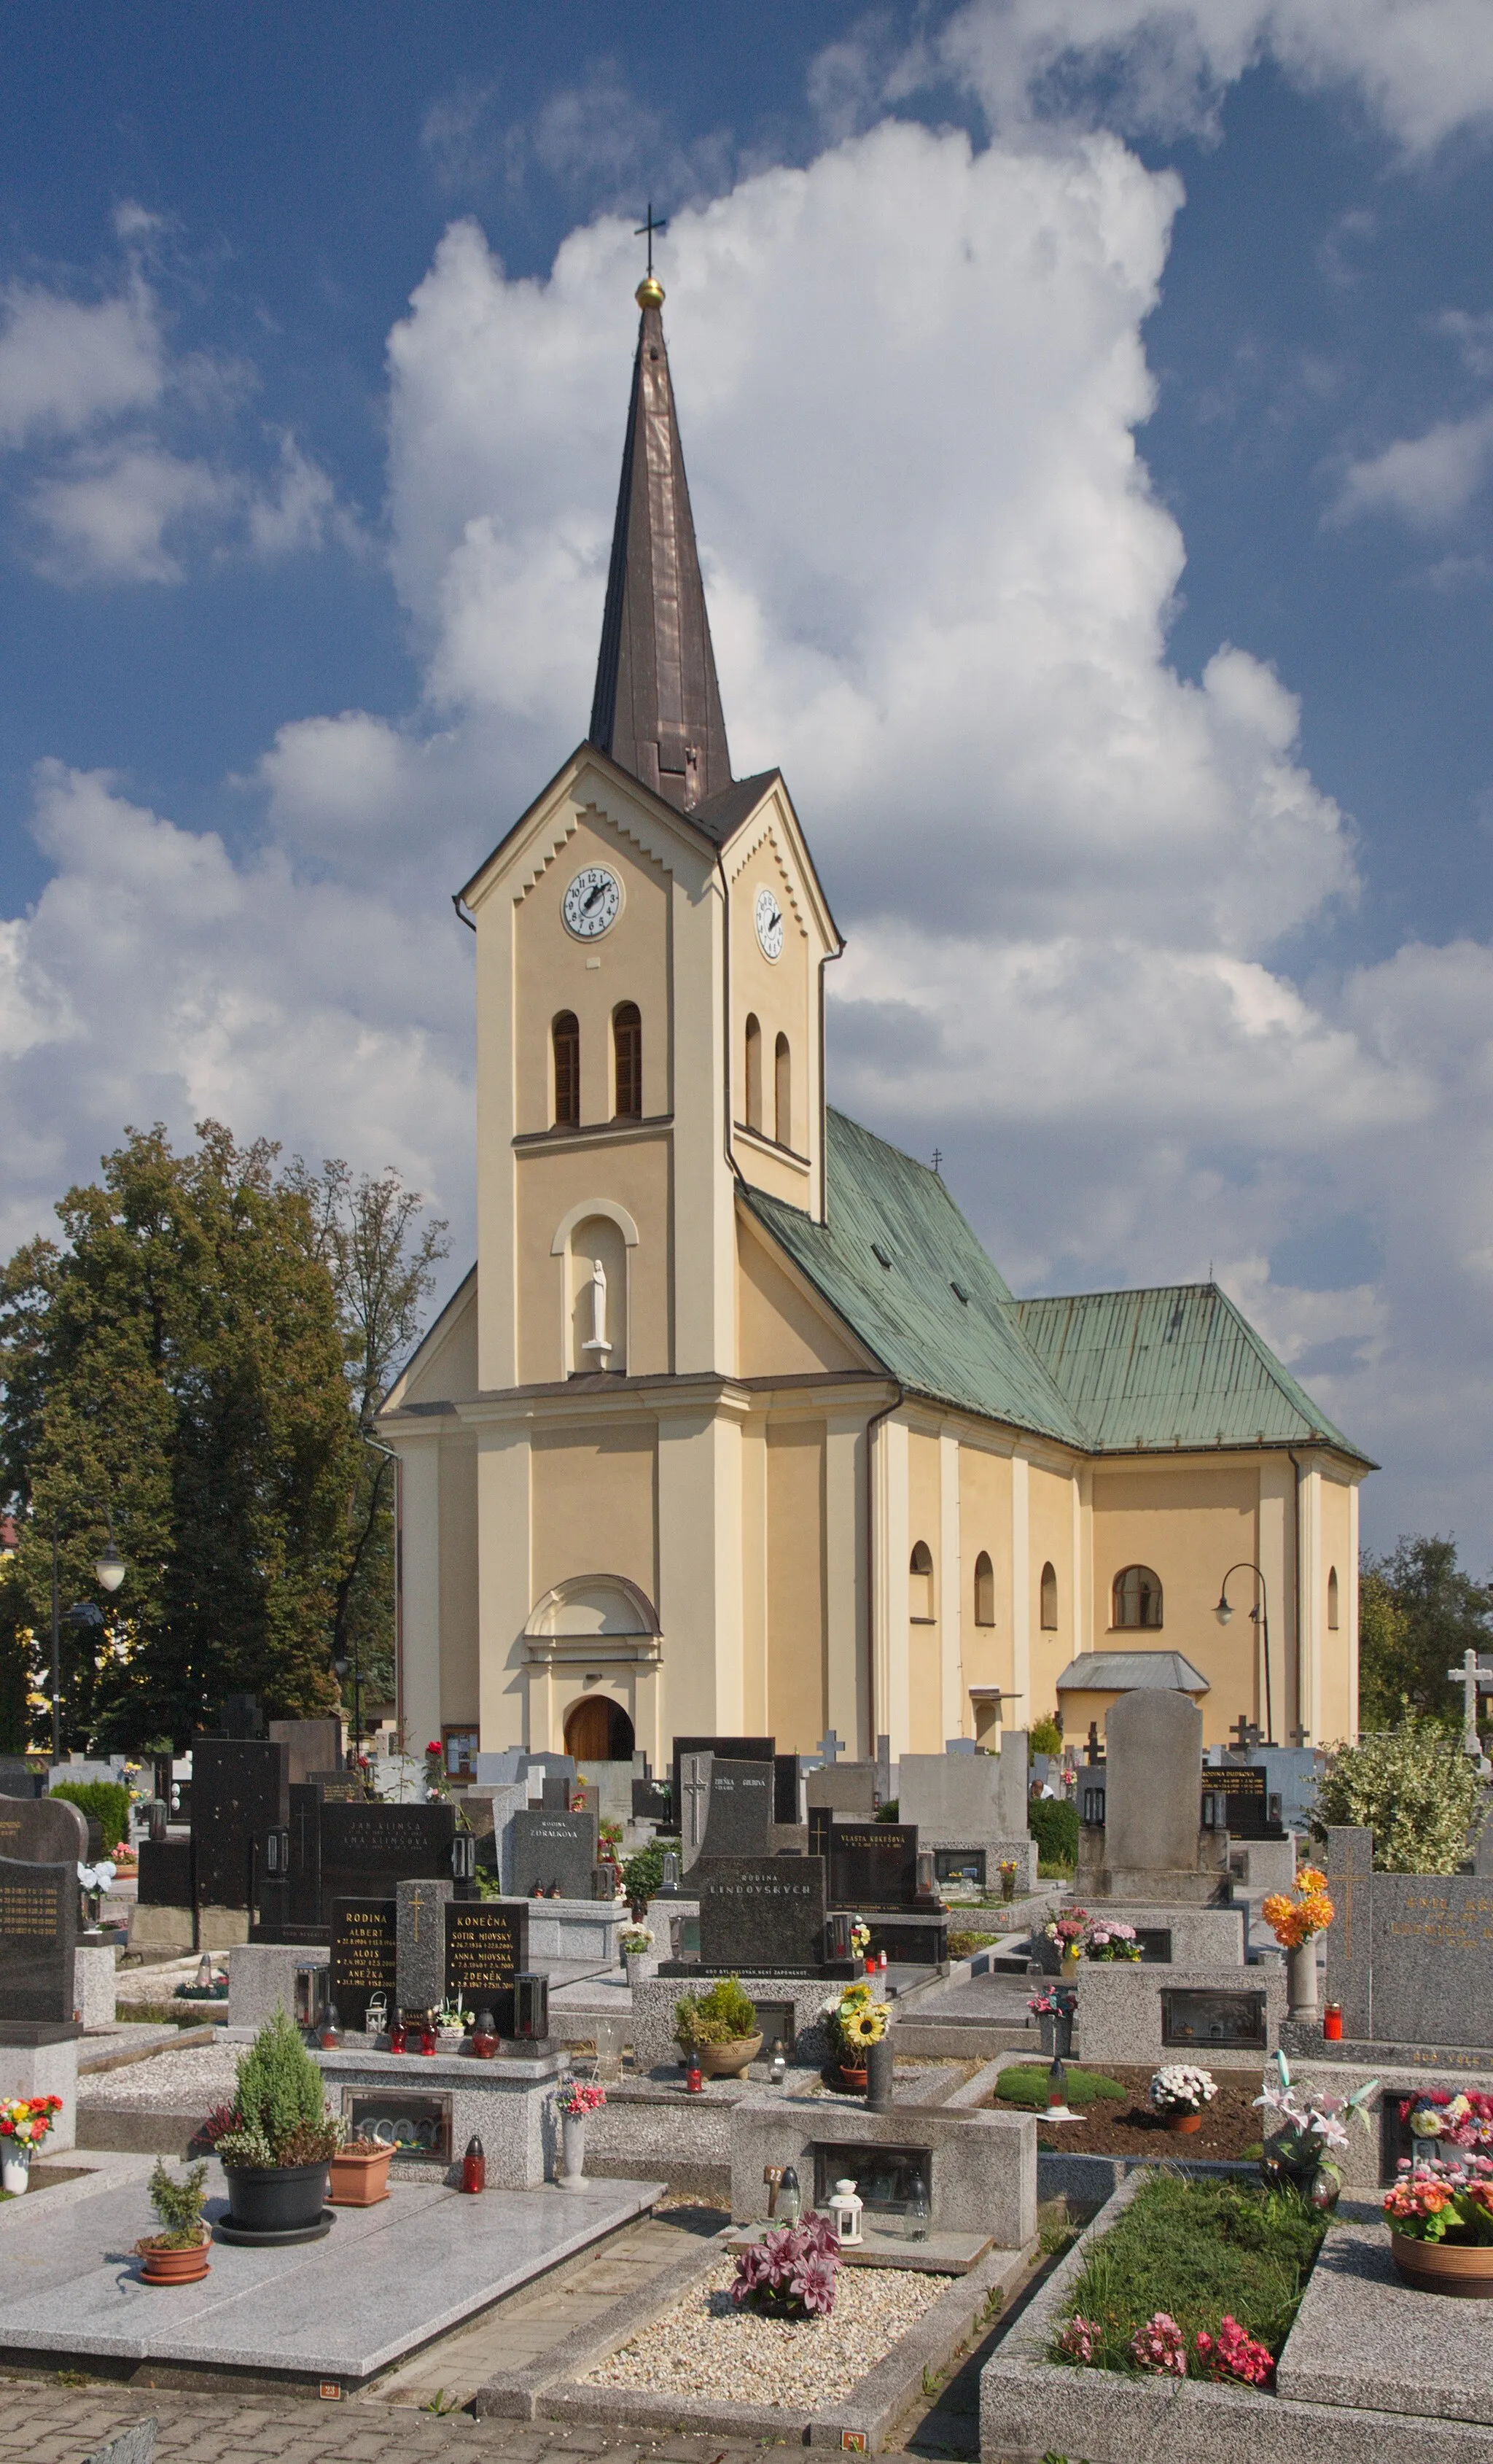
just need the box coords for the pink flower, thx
[1130,2312,1188,2378]
[1059,2315,1097,2363]
[1196,2317,1274,2388]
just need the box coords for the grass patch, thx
[946,1929,1000,1958]
[1050,2174,1327,2371]
[997,2064,1128,2110]
[1037,1859,1075,1881]
[115,2002,219,2029]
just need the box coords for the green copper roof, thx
[746,1110,1371,1465]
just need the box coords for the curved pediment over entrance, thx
[524,1573,661,1641]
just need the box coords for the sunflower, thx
[846,2004,887,2045]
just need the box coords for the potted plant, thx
[1083,1921,1142,1963]
[328,2134,394,2207]
[0,2094,63,2194]
[1147,2064,1219,2134]
[211,2008,342,2239]
[1262,1866,1334,2018]
[137,2157,211,2283]
[620,1923,654,1987]
[674,1976,763,2078]
[822,1980,889,2090]
[1384,2154,1493,2294]
[434,1996,471,2050]
[1255,2053,1376,2210]
[731,2213,840,2316]
[556,2078,605,2187]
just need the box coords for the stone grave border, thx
[476,2223,1031,2452]
[980,2166,1489,2464]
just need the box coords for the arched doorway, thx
[564,1697,636,1762]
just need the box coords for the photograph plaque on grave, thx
[1161,1989,1268,2050]
[0,1853,77,2021]
[445,1900,527,2033]
[330,1897,397,2028]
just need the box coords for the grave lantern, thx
[660,1849,681,1894]
[513,1971,549,2041]
[365,1992,389,2040]
[915,1848,937,1900]
[451,1833,476,1882]
[461,2134,486,2194]
[472,2007,498,2059]
[769,2038,787,2086]
[265,1825,290,1876]
[147,1798,168,1844]
[827,2178,864,2246]
[825,1911,851,1962]
[778,2164,802,2225]
[318,1999,342,2050]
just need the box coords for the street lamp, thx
[48,1512,127,1763]
[1214,1562,1274,1746]
[333,1644,363,1768]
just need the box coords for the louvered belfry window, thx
[553,1011,580,1126]
[613,1003,642,1119]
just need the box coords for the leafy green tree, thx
[1357,1536,1493,1726]
[1311,1717,1488,1873]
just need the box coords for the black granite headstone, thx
[330,1897,397,2028]
[445,1900,527,2032]
[510,1808,599,1897]
[136,1837,193,1906]
[693,1852,828,1974]
[632,1778,671,1822]
[1202,1765,1282,1841]
[287,1783,324,1928]
[0,1759,44,1800]
[191,1736,289,1909]
[1161,1988,1268,2051]
[539,1775,572,1811]
[773,1754,806,1825]
[0,1853,77,2021]
[0,1792,87,1866]
[218,1693,265,1738]
[698,1760,774,1859]
[318,1800,459,1915]
[309,1770,365,1803]
[829,1823,919,1911]
[268,1717,343,1786]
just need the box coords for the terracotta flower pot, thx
[695,2034,763,2080]
[327,2144,393,2206]
[137,2232,211,2285]
[838,2065,869,2093]
[1166,2110,1204,2134]
[1390,2229,1493,2298]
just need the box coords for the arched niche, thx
[550,1200,639,1376]
[524,1574,661,1641]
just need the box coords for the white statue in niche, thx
[580,1254,612,1362]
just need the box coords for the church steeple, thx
[588,274,733,814]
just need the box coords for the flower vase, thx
[1040,2013,1074,2061]
[561,2113,587,2188]
[624,1952,646,1989]
[866,2035,894,2114]
[1287,1940,1319,2019]
[1,2147,31,2196]
[1060,1951,1080,1978]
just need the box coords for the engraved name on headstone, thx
[319,1800,457,1915]
[695,1853,828,1974]
[330,1897,397,2028]
[445,1900,527,2031]
[510,1808,599,1900]
[0,1852,77,2021]
[828,1823,919,1911]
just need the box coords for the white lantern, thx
[827,2177,864,2246]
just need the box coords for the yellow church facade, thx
[380,275,1370,1773]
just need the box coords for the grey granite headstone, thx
[829,1822,919,1910]
[472,1748,526,1785]
[1321,1823,1493,2053]
[268,1717,343,1787]
[1321,1824,1373,2043]
[695,1853,828,1973]
[464,1781,528,1889]
[0,1790,87,1867]
[510,1807,599,1899]
[1104,1690,1204,1873]
[396,1876,453,2015]
[0,1852,77,2020]
[698,1759,774,1859]
[897,1746,1028,1843]
[805,1761,878,1816]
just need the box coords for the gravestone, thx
[633,1774,671,1823]
[0,1758,44,1800]
[464,1781,529,1892]
[191,1736,289,1910]
[698,1760,774,1859]
[1161,1987,1268,2050]
[829,1823,919,1911]
[286,1783,324,1929]
[218,1692,265,1737]
[1202,1764,1283,1841]
[671,1735,775,1833]
[319,1800,459,1915]
[805,1762,878,1817]
[473,1748,526,1786]
[309,1769,365,1803]
[136,1838,193,1907]
[0,1853,77,2020]
[1081,1689,1229,1905]
[330,1897,398,2029]
[540,1775,572,1811]
[0,1791,87,1868]
[679,1752,714,1871]
[690,1853,829,1975]
[897,1743,1029,1845]
[445,1899,527,2031]
[774,1754,805,1825]
[1321,1824,1493,2055]
[268,1718,342,1787]
[574,1760,634,1825]
[510,1807,599,1900]
[397,1876,454,2015]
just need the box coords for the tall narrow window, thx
[974,1550,995,1626]
[1327,1566,1339,1631]
[744,1013,763,1132]
[1040,1561,1059,1631]
[613,1003,642,1119]
[553,1011,580,1127]
[910,1541,935,1622]
[774,1033,792,1147]
[1111,1565,1162,1629]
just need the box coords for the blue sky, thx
[1,4,1492,1558]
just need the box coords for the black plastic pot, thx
[222,2160,330,2235]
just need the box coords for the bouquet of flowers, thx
[1042,1910,1089,1957]
[1083,1920,1141,1963]
[556,2080,607,2119]
[849,1919,870,1957]
[1255,2050,1376,2196]
[1261,1865,1334,1949]
[1026,1986,1077,2020]
[1384,2154,1493,2244]
[620,1924,654,1956]
[0,2095,62,2150]
[998,1859,1018,1901]
[1147,2064,1218,2116]
[732,2213,839,2317]
[1398,2088,1493,2153]
[77,1859,117,1923]
[821,1978,889,2059]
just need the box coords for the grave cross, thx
[680,1757,711,1853]
[816,1730,843,1765]
[1084,1721,1103,1765]
[1447,1647,1493,1765]
[1229,1714,1254,1752]
[408,1882,432,1940]
[1289,1724,1311,1748]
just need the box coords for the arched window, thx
[1040,1561,1059,1631]
[612,1003,642,1119]
[973,1550,995,1627]
[1327,1566,1339,1631]
[774,1033,791,1147]
[1112,1565,1163,1629]
[744,1013,763,1132]
[553,1011,580,1127]
[909,1541,935,1623]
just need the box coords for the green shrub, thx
[147,2157,208,2247]
[1051,2175,1326,2369]
[1029,1798,1078,1868]
[875,1798,900,1822]
[230,2008,333,2161]
[623,1836,678,1907]
[674,1975,759,2046]
[1029,1717,1063,1757]
[995,2064,1126,2110]
[1311,1718,1487,1873]
[50,1779,130,1852]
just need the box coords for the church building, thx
[379,268,1372,1773]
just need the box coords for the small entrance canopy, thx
[1054,1652,1209,1695]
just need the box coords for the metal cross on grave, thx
[1085,1721,1103,1765]
[1229,1714,1254,1752]
[408,1883,431,1940]
[816,1730,843,1765]
[1289,1725,1311,1749]
[1447,1647,1493,1767]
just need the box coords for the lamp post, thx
[49,1517,127,1761]
[1213,1563,1274,1746]
[333,1642,363,1768]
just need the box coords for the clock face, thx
[562,866,621,940]
[755,884,785,962]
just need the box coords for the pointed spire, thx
[588,276,732,814]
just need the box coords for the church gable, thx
[384,1265,477,1410]
[736,1208,874,1378]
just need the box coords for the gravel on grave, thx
[77,2039,241,2108]
[582,2257,944,2408]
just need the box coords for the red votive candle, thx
[1323,2002,1344,2042]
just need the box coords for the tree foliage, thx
[1357,1535,1493,1730]
[1311,1717,1488,1873]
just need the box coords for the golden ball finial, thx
[636,273,665,311]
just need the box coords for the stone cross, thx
[1447,1648,1493,1766]
[1229,1714,1253,1751]
[1085,1722,1102,1765]
[816,1730,843,1765]
[1290,1724,1311,1748]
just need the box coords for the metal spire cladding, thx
[588,275,733,815]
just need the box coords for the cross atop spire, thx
[635,201,667,279]
[588,262,733,814]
